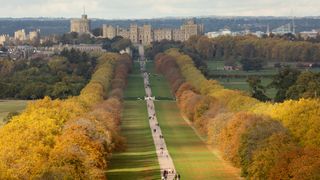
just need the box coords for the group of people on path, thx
[162,169,181,180]
[140,59,177,180]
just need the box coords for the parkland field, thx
[0,100,28,126]
[149,62,240,179]
[107,62,160,180]
[108,61,240,179]
[207,60,320,99]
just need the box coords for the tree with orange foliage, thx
[269,147,320,180]
[247,133,296,179]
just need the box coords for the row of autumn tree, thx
[185,35,320,62]
[155,49,320,179]
[146,35,320,76]
[0,53,132,179]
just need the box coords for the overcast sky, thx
[0,0,319,19]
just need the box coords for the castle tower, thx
[70,9,91,34]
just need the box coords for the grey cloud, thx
[0,0,319,18]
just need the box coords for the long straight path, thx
[107,62,160,180]
[147,61,241,180]
[141,60,177,180]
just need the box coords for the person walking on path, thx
[140,51,176,180]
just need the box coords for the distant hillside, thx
[1,17,320,36]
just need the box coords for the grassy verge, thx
[147,61,174,99]
[107,101,160,180]
[148,61,240,180]
[217,77,277,98]
[124,62,146,99]
[0,100,28,126]
[155,101,240,180]
[107,61,160,180]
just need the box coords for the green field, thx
[207,59,320,99]
[149,63,240,179]
[208,60,320,74]
[107,61,160,180]
[207,61,278,98]
[155,101,240,180]
[0,100,28,126]
[147,61,174,99]
[107,101,160,180]
[217,77,277,98]
[146,61,156,74]
[124,62,146,99]
[124,74,146,98]
[149,72,174,99]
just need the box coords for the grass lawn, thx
[207,61,278,99]
[0,100,28,126]
[146,61,156,74]
[107,101,160,180]
[147,61,174,98]
[124,74,146,98]
[155,101,240,180]
[149,63,240,179]
[207,60,225,71]
[149,75,174,98]
[124,62,146,99]
[107,61,160,179]
[218,77,277,98]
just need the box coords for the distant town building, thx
[154,28,172,42]
[299,30,319,40]
[272,23,293,35]
[70,13,91,34]
[40,35,59,45]
[14,29,27,41]
[221,28,232,36]
[206,28,266,38]
[53,44,106,53]
[29,29,41,41]
[181,19,204,40]
[254,31,265,38]
[102,19,204,45]
[117,26,130,39]
[103,25,117,39]
[206,28,232,38]
[0,34,9,45]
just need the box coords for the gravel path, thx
[139,58,178,180]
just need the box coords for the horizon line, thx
[0,15,320,21]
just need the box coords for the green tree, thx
[240,58,264,71]
[19,82,47,99]
[51,82,72,99]
[269,67,301,102]
[48,56,70,74]
[286,71,320,99]
[91,28,102,37]
[111,39,132,52]
[247,76,270,102]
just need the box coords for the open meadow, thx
[149,61,240,180]
[107,62,160,180]
[0,100,28,126]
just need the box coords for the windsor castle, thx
[102,20,204,45]
[70,13,204,45]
